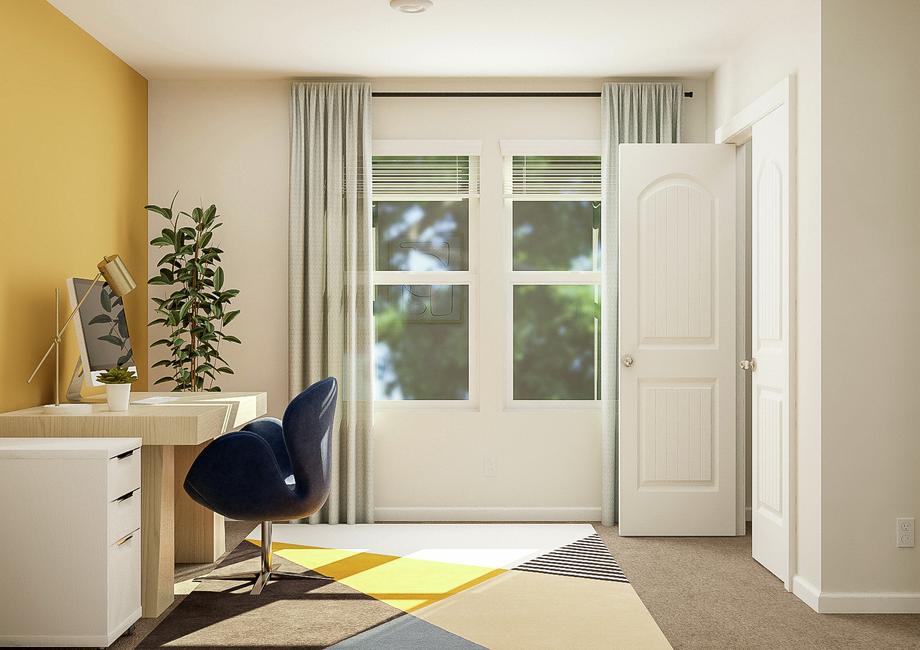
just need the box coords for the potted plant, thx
[145,195,241,392]
[97,366,138,412]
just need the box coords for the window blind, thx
[504,155,602,197]
[372,155,479,197]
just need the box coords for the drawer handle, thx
[115,490,136,503]
[113,448,137,460]
[115,532,135,546]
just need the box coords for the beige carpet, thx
[110,521,920,650]
[595,524,920,649]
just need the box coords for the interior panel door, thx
[750,104,793,583]
[618,144,736,536]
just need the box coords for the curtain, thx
[600,82,682,526]
[289,81,374,524]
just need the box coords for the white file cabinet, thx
[0,438,142,647]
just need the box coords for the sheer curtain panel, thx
[289,81,374,524]
[601,82,682,525]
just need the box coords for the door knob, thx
[622,354,634,368]
[739,358,757,371]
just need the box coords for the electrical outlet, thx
[896,518,915,548]
[483,456,497,478]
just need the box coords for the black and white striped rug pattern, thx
[513,534,628,583]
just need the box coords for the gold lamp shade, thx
[98,254,136,297]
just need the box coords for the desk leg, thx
[141,445,175,619]
[174,442,226,564]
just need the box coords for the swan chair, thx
[183,377,337,594]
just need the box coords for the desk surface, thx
[0,391,268,445]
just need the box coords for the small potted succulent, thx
[97,366,138,412]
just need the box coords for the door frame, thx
[715,76,797,590]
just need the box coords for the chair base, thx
[199,567,333,595]
[194,520,333,595]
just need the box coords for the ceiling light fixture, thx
[390,0,433,14]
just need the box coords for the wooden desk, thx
[0,391,267,618]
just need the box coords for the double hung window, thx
[372,144,479,403]
[371,140,601,406]
[504,148,603,403]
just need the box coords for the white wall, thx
[706,0,823,595]
[148,76,707,519]
[820,0,920,600]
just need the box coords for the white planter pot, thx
[106,383,132,412]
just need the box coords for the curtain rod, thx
[372,91,694,98]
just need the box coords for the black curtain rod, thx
[372,91,693,98]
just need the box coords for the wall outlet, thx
[896,518,915,548]
[483,456,497,478]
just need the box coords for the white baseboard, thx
[793,575,920,613]
[792,575,821,611]
[374,506,602,522]
[817,591,920,614]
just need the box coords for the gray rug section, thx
[329,613,487,650]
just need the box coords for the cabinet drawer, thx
[107,447,141,501]
[108,528,141,632]
[108,489,141,545]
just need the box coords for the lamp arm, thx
[27,272,104,384]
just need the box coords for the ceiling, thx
[49,0,792,80]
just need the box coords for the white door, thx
[618,144,737,536]
[750,104,793,583]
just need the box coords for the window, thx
[504,153,602,402]
[372,147,479,402]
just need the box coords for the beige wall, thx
[373,77,706,519]
[707,0,823,593]
[711,0,920,608]
[821,0,920,596]
[148,80,290,415]
[147,76,707,517]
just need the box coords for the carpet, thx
[139,523,670,649]
[597,525,920,650]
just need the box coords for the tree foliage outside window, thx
[374,284,469,400]
[376,201,469,272]
[513,200,599,271]
[511,199,601,401]
[373,199,471,400]
[513,284,599,400]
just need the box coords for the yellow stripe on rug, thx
[249,539,505,613]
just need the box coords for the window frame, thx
[372,141,481,409]
[501,141,603,409]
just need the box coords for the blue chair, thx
[183,377,337,594]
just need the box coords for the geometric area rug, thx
[139,524,671,649]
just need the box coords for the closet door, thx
[749,104,793,584]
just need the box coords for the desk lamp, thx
[28,255,137,413]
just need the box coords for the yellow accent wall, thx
[0,0,148,411]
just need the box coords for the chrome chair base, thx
[200,567,334,595]
[195,520,333,595]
